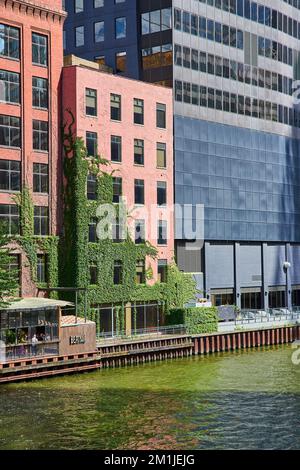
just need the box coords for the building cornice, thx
[0,0,67,22]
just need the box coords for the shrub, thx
[166,307,218,334]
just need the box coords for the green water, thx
[0,345,299,450]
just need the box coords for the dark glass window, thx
[32,33,48,66]
[136,259,145,284]
[0,204,19,235]
[0,160,20,191]
[135,219,145,244]
[34,206,49,235]
[33,163,48,193]
[112,177,122,203]
[134,98,144,125]
[157,181,167,206]
[33,120,48,151]
[158,220,167,245]
[86,88,97,116]
[156,103,166,128]
[0,70,20,104]
[0,115,20,147]
[89,265,98,285]
[111,93,121,121]
[86,131,97,156]
[89,218,97,243]
[111,135,122,162]
[134,139,144,165]
[156,142,166,168]
[0,24,20,59]
[158,259,167,283]
[32,77,48,109]
[134,179,144,205]
[37,254,47,283]
[113,260,123,284]
[87,173,97,200]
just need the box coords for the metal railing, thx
[97,324,187,341]
[235,308,300,325]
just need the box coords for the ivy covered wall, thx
[61,116,196,319]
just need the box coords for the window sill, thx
[0,55,20,62]
[110,119,122,123]
[134,163,144,167]
[111,160,122,164]
[85,114,98,118]
[0,145,21,150]
[33,149,49,154]
[33,106,49,112]
[33,191,49,195]
[0,100,20,107]
[32,63,48,68]
[0,189,20,194]
[156,166,167,170]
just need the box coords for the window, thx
[134,179,144,205]
[94,21,104,42]
[32,77,48,109]
[141,8,172,35]
[135,220,145,244]
[158,220,167,245]
[7,254,20,284]
[136,259,145,284]
[34,206,49,235]
[134,98,144,125]
[116,52,126,72]
[110,93,121,120]
[0,115,20,148]
[75,0,84,13]
[87,173,97,200]
[113,260,123,284]
[0,204,19,235]
[0,70,20,104]
[111,135,122,162]
[37,254,47,283]
[0,24,20,59]
[94,0,104,7]
[89,218,97,242]
[75,26,85,47]
[157,181,167,206]
[90,265,98,285]
[112,177,122,203]
[86,88,97,116]
[134,139,144,165]
[33,163,48,193]
[156,103,166,128]
[32,33,47,66]
[115,17,126,39]
[0,160,20,191]
[33,120,48,151]
[86,131,97,156]
[156,142,166,168]
[158,259,167,283]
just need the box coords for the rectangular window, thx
[33,120,48,152]
[75,0,84,13]
[111,135,122,162]
[134,179,144,205]
[111,93,121,121]
[33,163,48,193]
[90,265,98,285]
[158,259,167,283]
[115,17,126,39]
[116,51,126,72]
[34,206,49,236]
[114,260,123,284]
[0,204,19,235]
[158,220,167,245]
[0,70,20,104]
[75,26,84,47]
[156,142,166,168]
[37,254,47,283]
[134,98,144,125]
[112,177,122,203]
[7,254,20,285]
[86,88,97,116]
[89,217,97,242]
[87,173,97,200]
[136,259,145,284]
[156,103,166,128]
[0,115,20,148]
[157,181,167,206]
[135,219,145,244]
[0,160,20,191]
[86,131,97,156]
[32,77,48,109]
[0,24,20,59]
[32,33,48,66]
[94,21,104,42]
[134,139,144,165]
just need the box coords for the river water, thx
[0,345,299,450]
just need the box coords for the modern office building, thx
[61,1,300,310]
[0,0,65,296]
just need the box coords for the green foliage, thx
[0,224,19,306]
[166,307,219,334]
[13,187,58,289]
[61,111,197,317]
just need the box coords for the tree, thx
[0,224,19,307]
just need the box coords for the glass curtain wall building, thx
[64,0,300,310]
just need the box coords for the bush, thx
[166,307,218,334]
